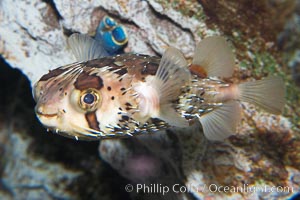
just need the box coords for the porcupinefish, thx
[33,33,285,141]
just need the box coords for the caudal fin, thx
[237,76,285,114]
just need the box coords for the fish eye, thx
[112,26,127,44]
[79,89,101,111]
[104,16,116,28]
[83,93,95,104]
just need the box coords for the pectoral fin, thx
[152,47,191,127]
[158,104,189,127]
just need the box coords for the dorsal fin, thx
[152,47,191,127]
[67,33,108,62]
[192,36,235,78]
[199,101,241,141]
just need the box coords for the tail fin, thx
[237,76,285,114]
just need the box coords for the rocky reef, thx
[0,0,299,199]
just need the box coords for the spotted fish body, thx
[34,34,285,141]
[35,53,167,140]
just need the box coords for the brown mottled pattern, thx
[85,54,161,78]
[85,111,100,131]
[39,68,69,81]
[189,64,207,78]
[74,71,103,90]
[86,57,128,75]
[140,61,159,75]
[86,57,116,68]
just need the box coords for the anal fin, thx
[199,101,241,141]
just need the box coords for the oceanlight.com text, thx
[124,183,294,196]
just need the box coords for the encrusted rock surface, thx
[0,60,131,200]
[0,0,299,200]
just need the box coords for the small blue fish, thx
[95,16,128,54]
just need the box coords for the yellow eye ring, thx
[79,89,101,112]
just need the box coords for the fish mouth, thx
[36,111,58,118]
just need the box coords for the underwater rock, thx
[0,125,129,200]
[0,0,299,200]
[0,131,78,200]
[278,0,300,87]
[0,61,130,200]
[99,122,207,200]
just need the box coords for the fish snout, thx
[35,103,58,118]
